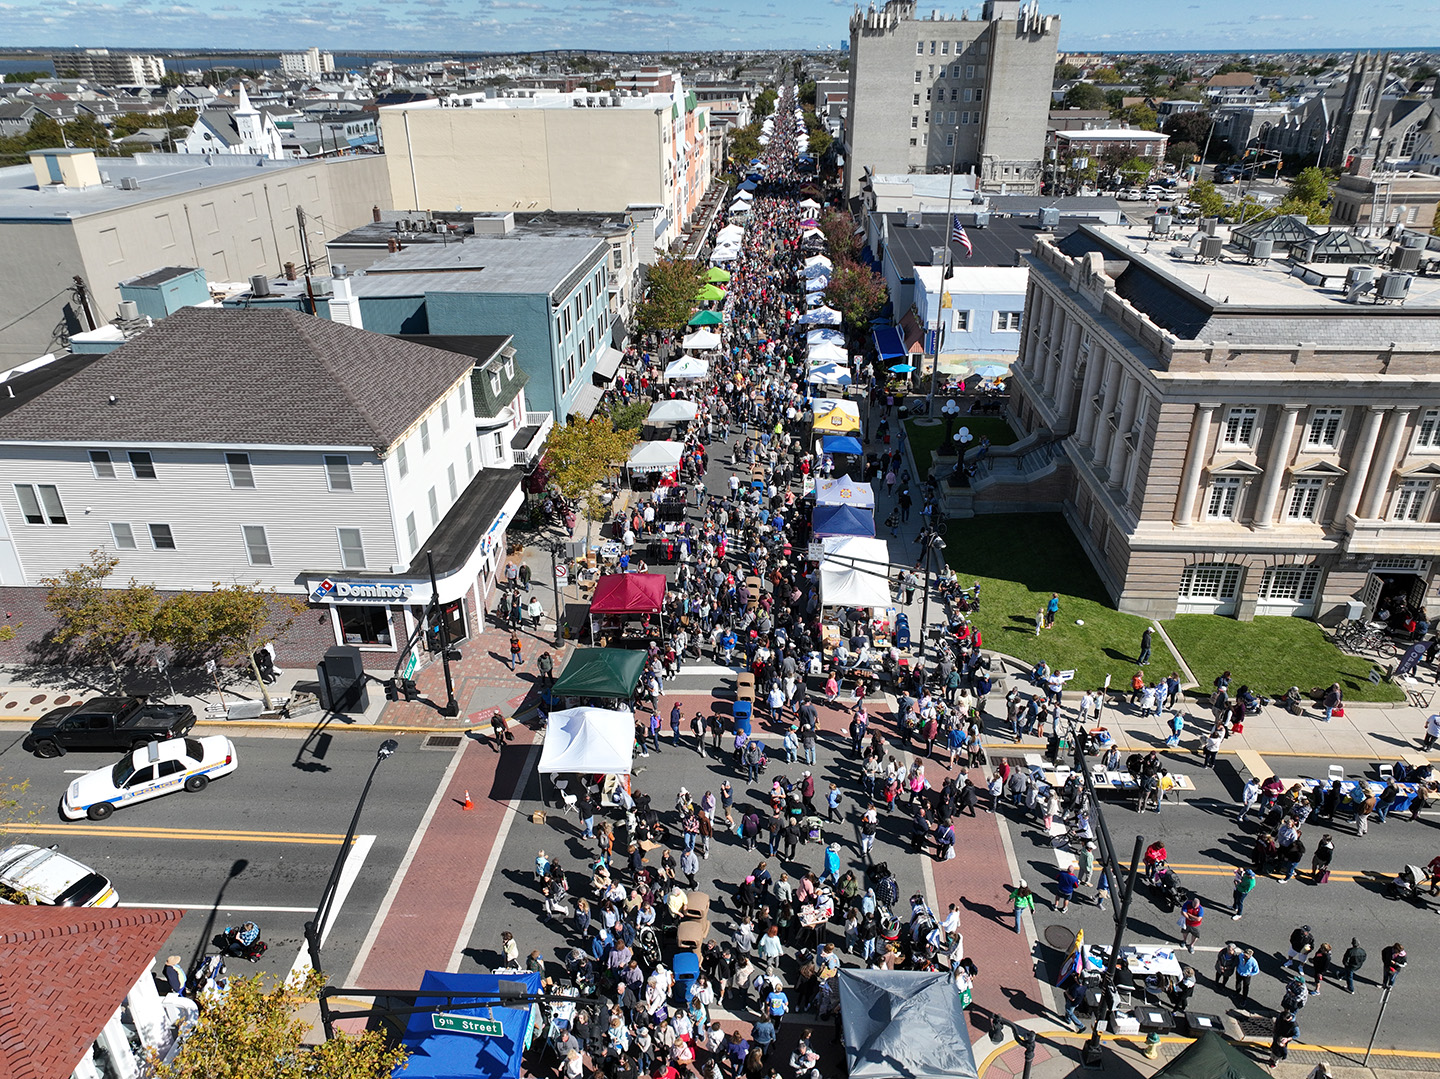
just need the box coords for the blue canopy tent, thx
[873,326,906,360]
[397,970,542,1079]
[813,502,876,538]
[822,434,864,455]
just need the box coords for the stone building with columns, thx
[1005,222,1440,622]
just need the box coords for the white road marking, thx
[343,739,468,987]
[287,832,375,983]
[64,769,88,774]
[448,739,540,972]
[119,902,317,913]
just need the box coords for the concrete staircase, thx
[939,434,1072,518]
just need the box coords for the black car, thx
[23,696,197,757]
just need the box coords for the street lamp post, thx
[304,738,399,974]
[987,1014,1037,1079]
[917,532,946,660]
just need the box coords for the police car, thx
[0,843,118,906]
[61,735,239,821]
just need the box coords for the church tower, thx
[1325,52,1388,172]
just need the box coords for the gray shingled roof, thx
[1,307,475,450]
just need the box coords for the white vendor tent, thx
[716,225,745,243]
[805,255,833,271]
[799,306,842,326]
[647,399,699,423]
[807,342,849,364]
[665,355,710,380]
[681,329,721,351]
[537,707,635,776]
[799,198,821,210]
[814,478,876,508]
[807,328,846,346]
[627,440,685,473]
[806,362,852,386]
[820,564,892,609]
[821,535,891,568]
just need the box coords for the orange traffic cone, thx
[462,790,474,810]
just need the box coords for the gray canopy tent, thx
[838,969,979,1079]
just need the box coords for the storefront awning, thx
[568,382,603,420]
[873,326,906,360]
[900,311,925,354]
[593,346,624,383]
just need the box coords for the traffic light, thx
[400,678,420,701]
[383,678,400,702]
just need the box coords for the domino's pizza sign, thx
[308,577,422,604]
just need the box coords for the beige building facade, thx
[1005,223,1440,623]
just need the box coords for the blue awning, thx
[813,502,876,538]
[873,326,906,360]
[822,434,864,455]
[398,970,541,1079]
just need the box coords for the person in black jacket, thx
[1268,1011,1300,1066]
[1282,925,1314,970]
[1381,942,1407,988]
[1341,938,1366,993]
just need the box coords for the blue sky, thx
[3,0,1437,54]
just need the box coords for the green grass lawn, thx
[942,513,1179,693]
[906,416,1017,471]
[1160,615,1404,704]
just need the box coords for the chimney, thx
[372,204,382,222]
[388,237,399,252]
[283,262,298,281]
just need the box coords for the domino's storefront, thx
[301,476,524,672]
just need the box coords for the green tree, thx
[1116,155,1155,184]
[1061,82,1108,111]
[4,71,51,83]
[1104,89,1126,112]
[159,72,184,88]
[1092,67,1122,84]
[1114,104,1158,130]
[819,208,860,262]
[1054,62,1080,82]
[754,86,777,118]
[727,122,762,171]
[1287,166,1332,206]
[41,551,160,683]
[634,257,704,335]
[1163,111,1212,149]
[1166,140,1199,167]
[1187,179,1227,217]
[798,78,817,105]
[153,583,304,710]
[605,399,650,434]
[150,971,407,1079]
[542,417,638,545]
[823,259,887,332]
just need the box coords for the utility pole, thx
[1363,983,1395,1066]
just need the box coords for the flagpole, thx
[930,117,963,414]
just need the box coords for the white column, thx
[1091,359,1123,465]
[1055,320,1082,423]
[1105,375,1139,481]
[1075,345,1104,447]
[1361,408,1413,520]
[1174,404,1218,526]
[1336,405,1386,522]
[1251,405,1302,529]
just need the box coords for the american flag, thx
[951,216,973,257]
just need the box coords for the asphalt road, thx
[1007,750,1440,1053]
[0,726,452,985]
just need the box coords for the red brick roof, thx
[0,907,182,1079]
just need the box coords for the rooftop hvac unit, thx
[116,176,140,190]
[1296,239,1318,263]
[116,300,139,321]
[249,274,272,297]
[1345,264,1375,296]
[1152,213,1172,234]
[1392,245,1421,272]
[1378,272,1412,302]
[1198,235,1223,261]
[1251,238,1274,262]
[974,210,990,227]
[931,246,948,265]
[1038,207,1060,228]
[906,211,923,228]
[1200,217,1219,236]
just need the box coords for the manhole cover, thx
[1044,924,1078,949]
[1232,1012,1272,1038]
[423,735,463,749]
[29,694,46,705]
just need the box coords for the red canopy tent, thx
[589,573,666,614]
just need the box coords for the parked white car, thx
[0,843,119,906]
[61,736,238,821]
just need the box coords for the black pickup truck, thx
[23,696,197,757]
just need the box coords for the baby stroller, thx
[635,926,661,969]
[1385,864,1430,904]
[1151,867,1184,913]
[907,895,937,945]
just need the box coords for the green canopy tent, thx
[1151,1031,1270,1079]
[695,284,726,302]
[551,648,647,701]
[705,268,732,283]
[688,310,724,326]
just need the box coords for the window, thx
[489,371,501,395]
[953,309,971,332]
[916,42,924,54]
[915,70,923,84]
[1286,477,1325,521]
[440,400,451,432]
[966,64,975,79]
[913,93,920,106]
[921,133,928,146]
[15,484,66,525]
[465,442,475,477]
[925,88,932,102]
[225,452,254,489]
[324,455,352,491]
[929,40,936,54]
[447,463,458,501]
[1306,407,1343,449]
[974,88,983,104]
[419,419,431,454]
[1259,566,1321,602]
[941,40,949,54]
[129,451,156,479]
[242,524,271,566]
[493,431,504,459]
[428,487,439,526]
[911,117,918,129]
[338,606,392,647]
[406,512,419,553]
[458,385,469,414]
[396,441,409,478]
[148,523,175,550]
[1178,563,1242,599]
[928,65,934,77]
[110,522,136,549]
[961,112,971,125]
[1221,406,1258,447]
[1416,409,1440,450]
[946,132,954,147]
[964,87,973,102]
[503,357,515,379]
[337,527,365,569]
[89,450,115,479]
[1394,479,1431,521]
[952,63,962,78]
[1206,477,1242,520]
[923,111,930,124]
[994,311,1022,332]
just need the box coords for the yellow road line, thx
[1,823,349,845]
[1161,862,1365,880]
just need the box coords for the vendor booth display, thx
[838,969,978,1079]
[812,502,875,538]
[551,648,646,700]
[821,535,890,567]
[626,440,684,480]
[813,399,861,432]
[806,343,849,365]
[680,329,721,351]
[819,564,891,609]
[805,362,852,387]
[814,478,875,508]
[665,356,710,381]
[588,573,666,646]
[537,707,635,777]
[646,400,699,424]
[799,305,842,326]
[821,434,864,455]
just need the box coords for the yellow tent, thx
[812,399,861,432]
